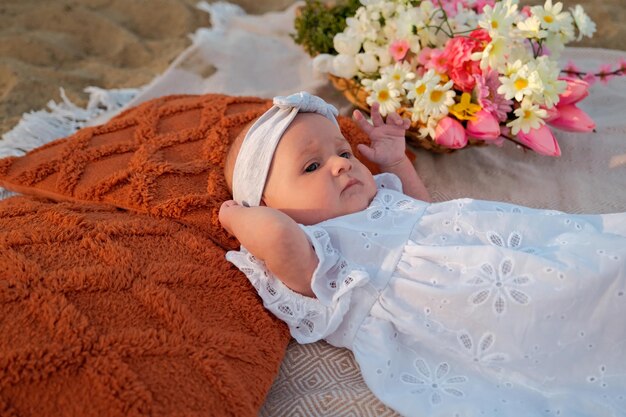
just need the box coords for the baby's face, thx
[262,113,377,225]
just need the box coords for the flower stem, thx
[500,133,533,151]
[561,68,625,79]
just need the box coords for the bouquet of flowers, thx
[295,0,615,155]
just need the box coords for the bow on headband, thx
[232,91,339,207]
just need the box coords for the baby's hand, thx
[219,200,245,235]
[353,102,410,169]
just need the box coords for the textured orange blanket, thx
[0,93,376,416]
[0,196,290,416]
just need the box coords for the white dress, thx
[226,173,626,417]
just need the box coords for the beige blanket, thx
[3,2,625,415]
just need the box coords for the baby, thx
[220,92,429,296]
[220,92,626,417]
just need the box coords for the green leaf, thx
[292,0,362,56]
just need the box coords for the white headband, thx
[232,91,339,207]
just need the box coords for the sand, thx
[0,0,624,137]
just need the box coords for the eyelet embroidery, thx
[457,331,509,368]
[401,358,468,405]
[367,191,420,223]
[464,258,533,316]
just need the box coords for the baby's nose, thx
[331,155,352,175]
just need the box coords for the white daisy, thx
[477,1,517,37]
[533,56,567,108]
[365,77,402,116]
[570,5,596,40]
[507,98,547,135]
[403,79,428,105]
[420,68,442,87]
[404,68,442,108]
[422,80,456,118]
[381,62,416,91]
[417,115,442,138]
[531,0,571,33]
[517,15,548,39]
[471,35,508,72]
[497,61,542,102]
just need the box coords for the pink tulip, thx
[542,106,559,122]
[516,125,561,157]
[548,104,596,132]
[558,77,589,105]
[435,117,468,149]
[466,110,501,140]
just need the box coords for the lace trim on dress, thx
[226,228,369,343]
[374,172,403,193]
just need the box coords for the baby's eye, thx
[339,151,352,159]
[305,162,320,173]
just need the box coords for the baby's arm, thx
[353,103,431,202]
[219,200,318,297]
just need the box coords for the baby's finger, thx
[387,111,404,126]
[353,109,374,134]
[370,102,384,127]
[357,143,376,161]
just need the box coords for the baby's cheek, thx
[366,175,378,196]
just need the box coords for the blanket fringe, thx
[0,87,137,158]
[195,1,245,35]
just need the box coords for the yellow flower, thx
[449,93,482,121]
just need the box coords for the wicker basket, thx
[328,74,489,154]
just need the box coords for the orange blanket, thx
[0,196,290,416]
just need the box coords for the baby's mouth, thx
[342,178,360,193]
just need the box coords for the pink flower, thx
[422,48,448,74]
[474,0,496,13]
[516,125,561,157]
[474,70,513,122]
[389,39,410,62]
[542,105,559,122]
[548,104,595,132]
[558,76,589,105]
[440,30,488,92]
[435,117,468,149]
[597,64,615,85]
[466,110,501,141]
[581,73,596,86]
[520,5,532,17]
[441,0,462,17]
[469,29,492,47]
[417,47,434,66]
[563,60,581,74]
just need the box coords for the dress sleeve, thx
[225,230,369,344]
[374,172,403,192]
